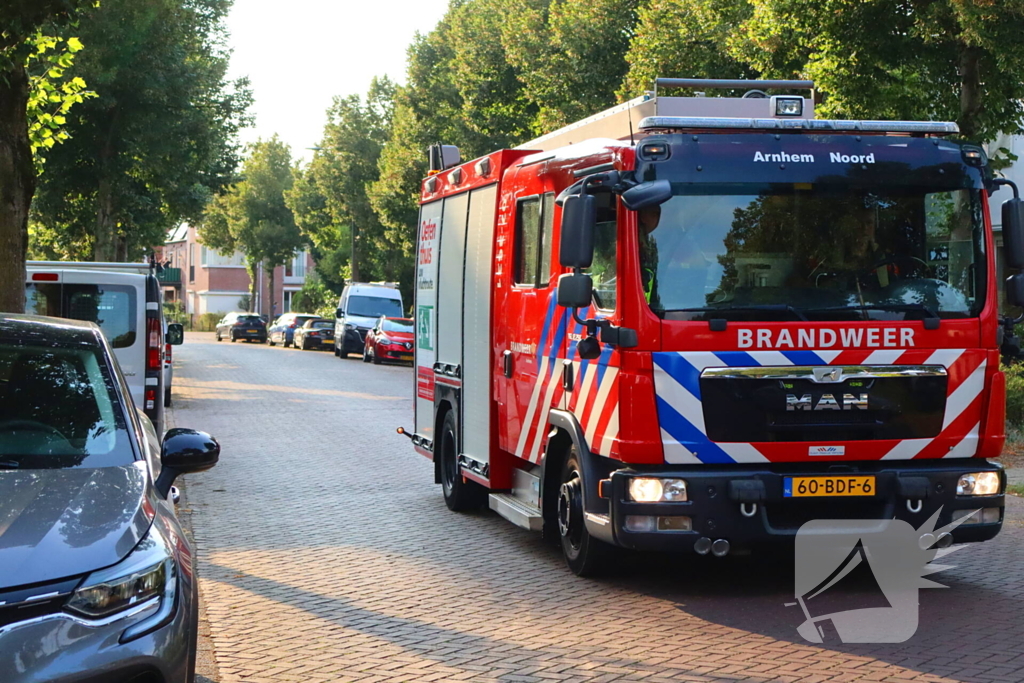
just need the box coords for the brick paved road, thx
[172,332,1024,683]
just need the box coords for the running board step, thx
[488,493,542,531]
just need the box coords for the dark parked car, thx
[268,312,317,347]
[363,316,415,364]
[0,314,219,683]
[293,318,335,350]
[215,311,266,343]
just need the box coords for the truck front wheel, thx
[440,410,484,511]
[558,448,613,576]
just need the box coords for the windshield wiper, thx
[799,303,941,328]
[669,304,809,322]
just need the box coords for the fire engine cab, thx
[406,78,1024,575]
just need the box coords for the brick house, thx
[157,224,314,320]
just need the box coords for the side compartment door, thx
[415,200,443,443]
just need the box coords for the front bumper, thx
[598,460,1005,553]
[231,329,265,341]
[0,579,195,683]
[376,343,414,362]
[341,328,367,353]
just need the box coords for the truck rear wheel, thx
[440,410,484,511]
[558,448,613,576]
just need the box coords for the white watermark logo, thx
[789,508,974,643]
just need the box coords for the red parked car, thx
[363,316,414,365]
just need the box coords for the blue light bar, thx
[638,117,960,135]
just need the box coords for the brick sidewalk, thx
[172,332,1024,683]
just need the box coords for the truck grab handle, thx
[655,78,814,91]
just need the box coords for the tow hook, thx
[907,499,923,513]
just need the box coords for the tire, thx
[284,338,291,348]
[558,447,614,577]
[338,349,348,359]
[164,388,172,407]
[371,347,382,365]
[269,336,276,346]
[230,332,236,343]
[215,331,221,342]
[440,410,485,511]
[362,347,371,363]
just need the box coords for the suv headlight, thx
[66,525,175,621]
[956,471,1001,496]
[628,477,688,502]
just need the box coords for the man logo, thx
[788,509,975,643]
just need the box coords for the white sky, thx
[225,0,450,162]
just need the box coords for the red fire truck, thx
[406,78,1024,575]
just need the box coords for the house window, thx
[283,291,293,313]
[189,244,195,282]
[514,193,554,287]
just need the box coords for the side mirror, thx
[557,273,593,309]
[166,322,184,346]
[1007,274,1024,308]
[621,179,672,211]
[154,428,220,497]
[1003,198,1024,269]
[559,194,596,268]
[336,308,344,318]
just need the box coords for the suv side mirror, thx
[559,194,596,268]
[155,428,220,497]
[557,273,593,309]
[166,322,184,345]
[1003,197,1024,269]
[621,179,672,211]
[336,308,344,318]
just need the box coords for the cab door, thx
[494,176,561,464]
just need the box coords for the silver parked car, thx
[0,314,219,683]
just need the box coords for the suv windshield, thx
[639,185,985,322]
[236,315,263,324]
[348,295,402,319]
[0,343,135,469]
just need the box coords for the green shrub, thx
[192,312,221,332]
[163,300,187,325]
[1004,361,1024,427]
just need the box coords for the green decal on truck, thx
[418,305,433,350]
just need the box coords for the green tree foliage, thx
[29,0,252,263]
[285,78,396,289]
[732,0,1024,141]
[0,0,95,312]
[619,0,754,99]
[201,136,306,318]
[502,0,641,130]
[291,274,336,318]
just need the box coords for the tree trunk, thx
[246,258,257,312]
[94,175,116,261]
[267,261,276,320]
[0,64,34,314]
[350,222,360,282]
[959,46,983,140]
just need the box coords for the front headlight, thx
[957,471,1001,496]
[66,526,173,619]
[344,323,356,331]
[628,477,688,502]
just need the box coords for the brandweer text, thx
[737,327,915,349]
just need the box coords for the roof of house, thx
[166,223,189,244]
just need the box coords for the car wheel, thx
[215,331,221,342]
[372,347,382,365]
[230,332,236,343]
[558,447,615,577]
[362,347,371,363]
[338,349,348,359]
[164,388,172,407]
[440,410,485,511]
[269,336,276,346]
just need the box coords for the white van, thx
[333,282,403,358]
[25,262,179,434]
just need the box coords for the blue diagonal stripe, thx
[535,295,557,372]
[655,396,736,464]
[781,350,826,365]
[713,351,760,367]
[652,352,703,399]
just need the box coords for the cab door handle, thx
[503,350,513,378]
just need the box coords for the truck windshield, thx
[638,185,985,322]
